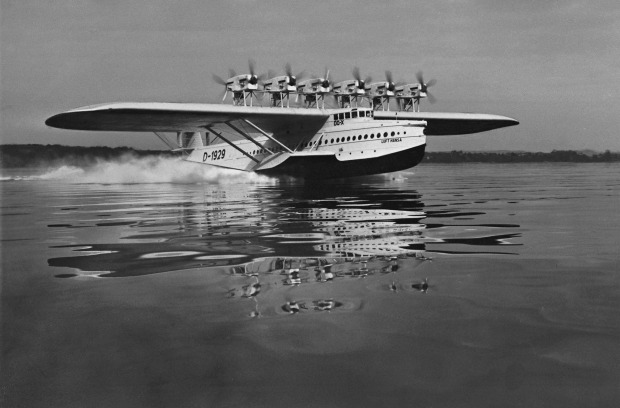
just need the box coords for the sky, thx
[1,0,619,151]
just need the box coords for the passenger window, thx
[338,113,344,120]
[333,114,338,120]
[352,112,357,118]
[345,112,351,119]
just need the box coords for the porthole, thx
[371,134,374,138]
[383,132,388,137]
[364,134,368,139]
[330,139,334,143]
[347,136,350,141]
[391,131,395,136]
[336,138,340,143]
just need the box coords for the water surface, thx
[2,161,619,407]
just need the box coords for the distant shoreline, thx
[1,144,619,168]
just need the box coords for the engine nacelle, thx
[225,74,260,92]
[296,78,331,95]
[333,79,366,96]
[263,75,297,93]
[366,81,395,98]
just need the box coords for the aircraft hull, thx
[257,143,426,179]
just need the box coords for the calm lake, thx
[2,160,619,407]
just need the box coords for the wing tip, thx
[45,113,65,129]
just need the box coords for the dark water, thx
[2,161,620,407]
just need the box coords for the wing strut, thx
[225,122,273,154]
[204,126,259,163]
[242,119,294,154]
[312,133,325,151]
[153,132,176,150]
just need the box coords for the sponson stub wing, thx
[45,102,329,134]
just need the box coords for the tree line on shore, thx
[1,144,619,168]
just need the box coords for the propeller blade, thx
[416,71,424,85]
[352,67,361,81]
[228,68,237,78]
[285,62,293,77]
[427,91,436,104]
[385,70,393,83]
[248,59,256,76]
[212,74,227,85]
[427,78,437,87]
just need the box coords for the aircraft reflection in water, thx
[227,255,431,319]
[188,203,434,319]
[47,183,520,319]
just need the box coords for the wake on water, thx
[1,155,274,184]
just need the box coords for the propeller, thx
[384,70,396,92]
[416,71,437,103]
[247,59,266,86]
[321,67,331,89]
[248,62,259,85]
[284,63,305,86]
[352,67,371,89]
[212,74,229,103]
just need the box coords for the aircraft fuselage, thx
[185,107,427,178]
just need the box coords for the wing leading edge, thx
[45,102,330,134]
[373,111,518,135]
[46,102,518,136]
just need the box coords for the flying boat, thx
[45,65,518,179]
